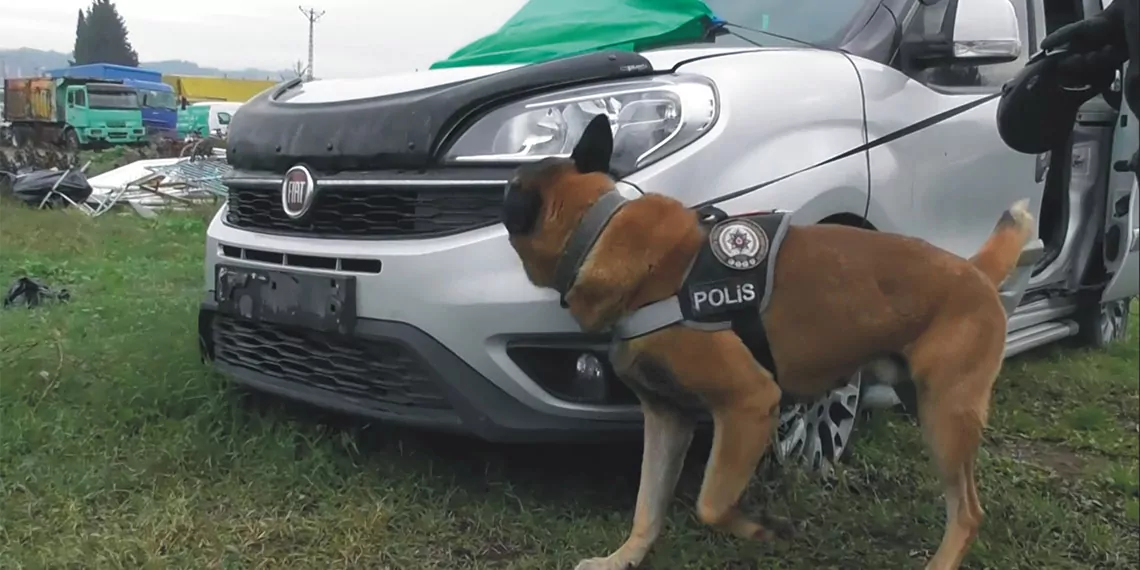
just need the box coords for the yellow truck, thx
[162,75,278,104]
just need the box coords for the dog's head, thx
[501,114,616,287]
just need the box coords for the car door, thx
[875,0,1044,313]
[1102,56,1139,303]
[65,87,89,130]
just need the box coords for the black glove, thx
[1040,16,1128,87]
[1055,45,1128,86]
[1041,13,1126,53]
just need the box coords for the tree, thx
[72,0,139,66]
[282,60,309,81]
[68,10,88,65]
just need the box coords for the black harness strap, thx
[552,190,629,303]
[732,309,778,381]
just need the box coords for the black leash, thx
[691,91,1002,210]
[691,19,1004,210]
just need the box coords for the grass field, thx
[1,203,1137,570]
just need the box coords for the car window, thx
[701,0,875,47]
[74,90,87,107]
[87,89,137,110]
[904,0,1033,91]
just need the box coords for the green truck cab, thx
[175,100,237,140]
[2,77,146,149]
[176,102,211,139]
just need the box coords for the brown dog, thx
[501,114,1035,570]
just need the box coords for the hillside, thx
[0,47,289,80]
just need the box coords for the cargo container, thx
[47,64,177,137]
[2,76,146,148]
[162,74,279,103]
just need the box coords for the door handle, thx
[1035,151,1050,183]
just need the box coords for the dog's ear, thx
[501,179,543,235]
[571,114,613,174]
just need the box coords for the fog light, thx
[574,353,609,401]
[505,343,637,404]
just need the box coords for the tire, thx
[62,129,80,151]
[10,126,25,148]
[767,368,866,478]
[1071,296,1133,350]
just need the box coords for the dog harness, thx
[552,190,792,378]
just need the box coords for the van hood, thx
[283,47,760,104]
[226,47,768,173]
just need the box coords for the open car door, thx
[1101,59,1139,304]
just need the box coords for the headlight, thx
[444,74,718,173]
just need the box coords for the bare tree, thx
[281,60,309,81]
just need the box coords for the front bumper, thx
[88,128,145,143]
[201,202,648,442]
[198,297,642,442]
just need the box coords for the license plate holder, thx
[214,265,357,334]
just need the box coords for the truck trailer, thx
[2,76,146,149]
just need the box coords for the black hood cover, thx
[226,50,655,173]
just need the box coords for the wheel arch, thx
[817,212,877,230]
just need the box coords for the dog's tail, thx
[969,198,1036,288]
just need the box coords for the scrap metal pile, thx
[1,137,231,217]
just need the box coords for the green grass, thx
[1,202,1137,570]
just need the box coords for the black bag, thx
[3,277,71,309]
[6,168,94,208]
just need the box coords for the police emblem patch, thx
[709,218,769,270]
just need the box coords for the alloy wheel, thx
[773,370,863,476]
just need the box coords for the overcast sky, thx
[2,0,527,78]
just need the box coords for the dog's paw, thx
[574,556,632,570]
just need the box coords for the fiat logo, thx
[281,165,316,219]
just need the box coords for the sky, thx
[2,0,527,78]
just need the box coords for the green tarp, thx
[430,0,713,69]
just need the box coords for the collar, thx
[552,189,629,304]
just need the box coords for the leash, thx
[690,91,1002,210]
[690,18,1005,211]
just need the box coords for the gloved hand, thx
[1041,14,1125,53]
[1040,16,1128,87]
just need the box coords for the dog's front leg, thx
[574,402,694,570]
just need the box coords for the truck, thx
[176,101,242,139]
[2,76,146,149]
[47,63,178,138]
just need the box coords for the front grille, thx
[105,120,126,128]
[211,314,453,412]
[224,183,503,239]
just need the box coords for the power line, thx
[297,6,326,81]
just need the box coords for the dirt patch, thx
[997,439,1108,479]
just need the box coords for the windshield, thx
[88,89,140,110]
[140,89,177,110]
[702,0,875,48]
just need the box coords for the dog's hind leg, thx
[907,305,1005,570]
[694,365,787,541]
[574,402,695,570]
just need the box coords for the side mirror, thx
[903,0,1022,68]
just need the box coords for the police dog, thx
[501,115,1034,570]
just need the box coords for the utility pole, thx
[298,6,325,81]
